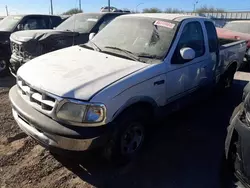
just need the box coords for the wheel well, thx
[114,102,155,120]
[229,61,237,72]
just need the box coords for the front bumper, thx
[9,85,110,152]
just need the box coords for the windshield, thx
[56,13,102,33]
[224,22,250,34]
[0,15,22,31]
[91,16,179,63]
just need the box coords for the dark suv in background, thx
[9,12,126,75]
[0,14,63,77]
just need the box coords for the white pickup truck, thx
[9,14,246,161]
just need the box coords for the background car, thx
[0,14,63,77]
[9,12,126,75]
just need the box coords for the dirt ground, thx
[0,74,250,188]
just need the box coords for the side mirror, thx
[17,24,23,31]
[89,33,96,41]
[180,47,195,60]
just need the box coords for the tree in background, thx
[142,8,162,13]
[62,8,83,15]
[195,5,225,13]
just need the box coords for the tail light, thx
[235,36,241,40]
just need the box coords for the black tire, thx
[0,59,9,78]
[103,106,151,164]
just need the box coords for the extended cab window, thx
[172,21,205,64]
[205,21,218,53]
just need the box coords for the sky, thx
[0,0,250,16]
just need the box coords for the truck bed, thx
[219,38,238,46]
[218,38,246,75]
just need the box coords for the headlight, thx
[57,102,87,122]
[56,101,106,125]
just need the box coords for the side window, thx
[172,21,205,64]
[98,15,117,32]
[23,17,47,30]
[205,21,218,53]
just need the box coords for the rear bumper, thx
[9,85,111,152]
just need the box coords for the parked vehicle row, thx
[0,14,63,77]
[9,14,246,163]
[9,12,126,75]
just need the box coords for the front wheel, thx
[104,107,151,164]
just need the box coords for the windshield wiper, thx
[104,46,144,63]
[89,40,101,52]
[137,53,161,59]
[80,44,95,50]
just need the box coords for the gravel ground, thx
[0,74,249,188]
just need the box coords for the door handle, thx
[154,80,165,86]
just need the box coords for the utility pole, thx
[108,0,110,12]
[79,0,81,11]
[5,5,8,16]
[50,0,53,15]
[193,1,198,12]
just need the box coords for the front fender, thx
[111,96,158,121]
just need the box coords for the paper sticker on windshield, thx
[87,18,98,22]
[154,20,175,29]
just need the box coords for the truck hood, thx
[18,46,148,100]
[10,29,80,42]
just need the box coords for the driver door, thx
[166,21,207,103]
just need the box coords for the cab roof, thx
[122,13,210,22]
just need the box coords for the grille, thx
[17,77,56,112]
[11,41,24,57]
